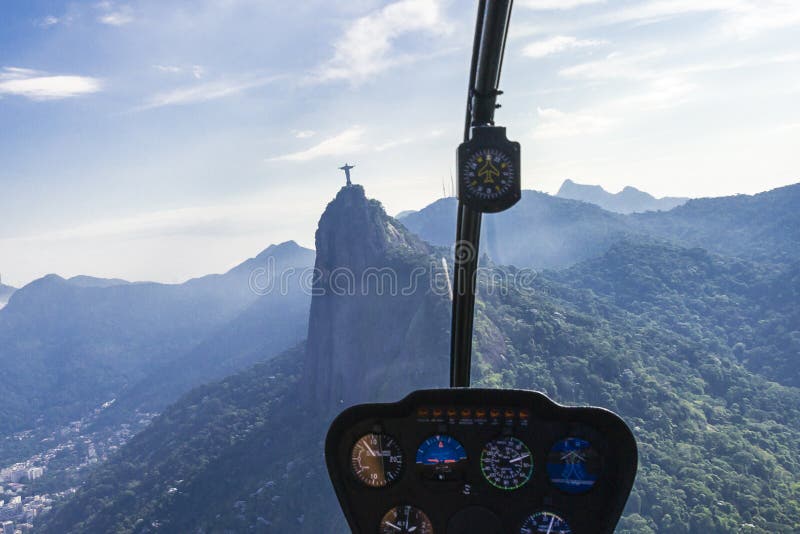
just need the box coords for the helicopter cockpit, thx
[325,2,638,532]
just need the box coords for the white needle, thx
[509,453,530,463]
[547,516,555,534]
[409,527,417,532]
[384,521,401,531]
[364,442,378,456]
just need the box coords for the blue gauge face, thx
[547,437,600,494]
[520,512,572,534]
[415,434,468,481]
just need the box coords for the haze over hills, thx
[0,282,14,310]
[39,184,800,533]
[556,179,689,213]
[400,183,800,269]
[0,241,314,462]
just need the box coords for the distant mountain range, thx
[40,183,800,533]
[399,184,800,269]
[556,179,689,213]
[0,241,314,461]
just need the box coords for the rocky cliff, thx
[304,185,450,410]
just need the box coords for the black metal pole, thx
[450,0,514,388]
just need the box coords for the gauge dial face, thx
[380,505,434,534]
[461,147,516,201]
[350,433,403,487]
[480,436,533,490]
[520,512,572,534]
[547,437,601,494]
[415,434,468,481]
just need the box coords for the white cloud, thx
[375,137,413,152]
[523,36,607,58]
[268,126,365,162]
[533,107,616,139]
[0,67,102,100]
[293,130,316,139]
[99,12,133,26]
[592,0,800,36]
[719,0,800,39]
[314,0,450,84]
[138,75,277,110]
[521,0,604,9]
[96,2,134,26]
[559,50,666,81]
[37,16,60,28]
[153,64,205,79]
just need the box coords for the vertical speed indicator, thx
[350,433,403,487]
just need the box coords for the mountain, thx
[0,282,15,309]
[556,179,688,213]
[305,185,449,409]
[40,185,452,533]
[400,184,800,269]
[551,240,800,387]
[40,187,800,533]
[66,276,130,288]
[0,241,313,444]
[632,183,800,265]
[399,192,633,269]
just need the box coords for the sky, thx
[1,0,799,287]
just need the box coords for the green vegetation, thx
[39,239,800,533]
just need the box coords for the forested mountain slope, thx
[40,187,800,534]
[0,242,313,441]
[553,240,800,387]
[401,183,800,269]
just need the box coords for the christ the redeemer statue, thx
[339,163,355,186]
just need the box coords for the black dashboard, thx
[325,388,637,533]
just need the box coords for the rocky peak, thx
[304,185,448,411]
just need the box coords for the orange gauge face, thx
[350,433,403,487]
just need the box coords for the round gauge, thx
[380,505,434,534]
[520,512,572,534]
[462,147,516,201]
[480,436,533,490]
[415,434,468,481]
[350,433,403,487]
[547,437,601,494]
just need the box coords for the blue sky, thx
[1,0,799,287]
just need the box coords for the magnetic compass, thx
[457,126,521,213]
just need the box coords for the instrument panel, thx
[326,389,637,533]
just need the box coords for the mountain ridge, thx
[39,185,800,533]
[556,178,689,213]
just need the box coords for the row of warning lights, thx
[416,407,530,420]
